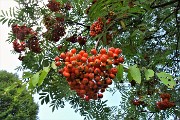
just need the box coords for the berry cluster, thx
[90,17,113,44]
[12,24,36,41]
[90,17,104,37]
[47,0,72,12]
[64,2,72,11]
[66,35,87,45]
[27,36,41,53]
[12,40,26,53]
[43,20,66,42]
[11,24,41,54]
[156,93,175,110]
[47,0,61,12]
[55,47,124,101]
[132,99,145,106]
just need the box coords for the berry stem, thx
[95,37,101,50]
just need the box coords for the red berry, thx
[55,56,60,61]
[55,61,61,66]
[60,53,66,59]
[100,48,107,54]
[91,48,97,55]
[71,48,77,54]
[98,93,103,98]
[84,96,90,101]
[118,56,124,63]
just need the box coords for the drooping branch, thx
[66,19,90,29]
[175,1,180,58]
[150,0,178,9]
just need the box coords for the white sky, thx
[0,0,121,120]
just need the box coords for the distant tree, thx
[0,70,39,120]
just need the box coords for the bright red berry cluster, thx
[11,24,41,53]
[90,17,104,37]
[156,93,175,110]
[55,47,124,101]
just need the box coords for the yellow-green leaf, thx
[38,66,50,86]
[120,20,126,29]
[51,61,57,70]
[156,72,176,88]
[117,64,124,80]
[128,64,141,84]
[145,69,154,80]
[31,72,39,87]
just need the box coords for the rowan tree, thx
[0,0,179,119]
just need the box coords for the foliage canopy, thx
[0,70,39,120]
[0,0,179,119]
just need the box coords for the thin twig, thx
[150,0,178,9]
[175,1,180,58]
[94,37,101,50]
[148,113,155,120]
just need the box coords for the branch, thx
[66,20,90,28]
[94,37,101,50]
[148,113,155,120]
[150,0,178,9]
[175,1,180,58]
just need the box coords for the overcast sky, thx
[0,0,121,120]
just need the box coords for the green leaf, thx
[116,64,124,80]
[128,64,141,84]
[4,84,17,92]
[51,61,57,69]
[38,66,50,86]
[156,72,176,88]
[55,13,62,17]
[17,84,26,94]
[45,95,50,104]
[2,18,8,24]
[23,72,33,79]
[1,10,5,16]
[144,69,154,80]
[41,99,44,105]
[31,72,40,87]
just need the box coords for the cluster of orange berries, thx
[156,93,175,110]
[11,24,41,54]
[54,47,124,101]
[90,17,112,44]
[90,17,104,37]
